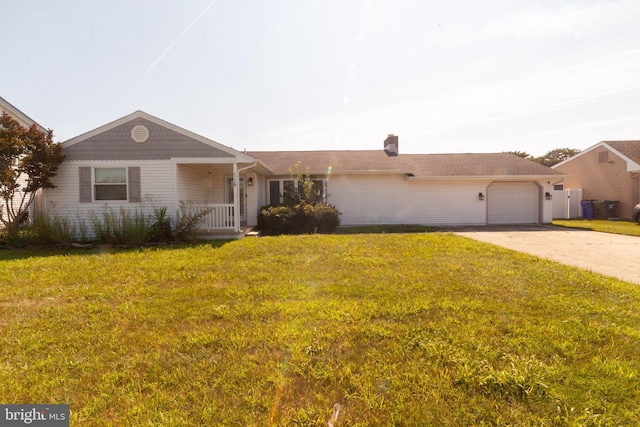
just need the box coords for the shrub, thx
[174,201,213,241]
[258,203,340,236]
[89,206,150,246]
[33,212,78,247]
[258,205,296,236]
[312,203,341,233]
[148,207,173,243]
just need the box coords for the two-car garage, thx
[487,182,540,225]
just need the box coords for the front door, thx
[227,177,245,222]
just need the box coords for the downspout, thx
[233,162,258,232]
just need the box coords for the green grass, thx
[553,219,640,237]
[1,234,639,425]
[336,224,436,234]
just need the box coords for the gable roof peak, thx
[61,110,256,162]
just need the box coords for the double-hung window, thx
[94,168,128,200]
[79,166,141,203]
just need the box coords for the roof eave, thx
[406,174,568,181]
[268,169,411,176]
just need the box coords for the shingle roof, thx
[0,96,46,132]
[247,150,564,178]
[604,141,640,164]
[63,117,234,161]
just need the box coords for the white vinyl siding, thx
[487,182,539,224]
[176,164,228,203]
[43,161,176,221]
[327,174,488,226]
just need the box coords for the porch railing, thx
[201,204,235,230]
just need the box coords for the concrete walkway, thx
[449,225,640,285]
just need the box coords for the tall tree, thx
[536,148,581,167]
[0,113,64,235]
[507,151,535,160]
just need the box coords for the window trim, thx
[94,167,128,201]
[267,179,296,205]
[79,166,141,203]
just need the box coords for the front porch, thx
[176,162,262,234]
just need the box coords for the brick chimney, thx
[384,134,398,156]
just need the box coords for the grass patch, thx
[1,234,639,425]
[553,219,640,237]
[336,224,436,234]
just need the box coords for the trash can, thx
[604,200,619,219]
[580,200,594,219]
[592,200,606,219]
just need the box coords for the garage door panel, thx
[488,182,538,224]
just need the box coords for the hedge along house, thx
[42,111,270,237]
[42,112,565,238]
[249,135,566,227]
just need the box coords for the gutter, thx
[237,161,258,173]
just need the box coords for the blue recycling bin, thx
[580,200,594,219]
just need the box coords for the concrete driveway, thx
[448,225,640,285]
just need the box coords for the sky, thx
[4,0,640,156]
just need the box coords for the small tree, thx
[287,161,324,205]
[0,113,64,236]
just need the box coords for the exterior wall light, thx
[248,177,253,187]
[478,192,485,201]
[545,191,552,200]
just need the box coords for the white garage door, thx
[488,182,539,224]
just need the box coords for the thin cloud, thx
[142,0,217,77]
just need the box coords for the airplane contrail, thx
[143,0,217,77]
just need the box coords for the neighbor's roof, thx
[553,140,640,172]
[0,96,47,132]
[248,150,565,178]
[604,141,640,164]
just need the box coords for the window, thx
[268,179,295,205]
[94,168,127,200]
[268,178,325,205]
[553,184,564,191]
[79,166,141,203]
[283,180,296,204]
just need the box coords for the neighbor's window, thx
[94,168,127,200]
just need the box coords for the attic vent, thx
[131,125,149,143]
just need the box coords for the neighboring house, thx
[0,96,46,132]
[0,96,48,226]
[552,141,640,219]
[42,111,565,236]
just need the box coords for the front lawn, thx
[1,234,639,425]
[554,219,640,237]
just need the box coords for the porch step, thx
[246,230,262,237]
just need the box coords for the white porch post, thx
[233,162,240,232]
